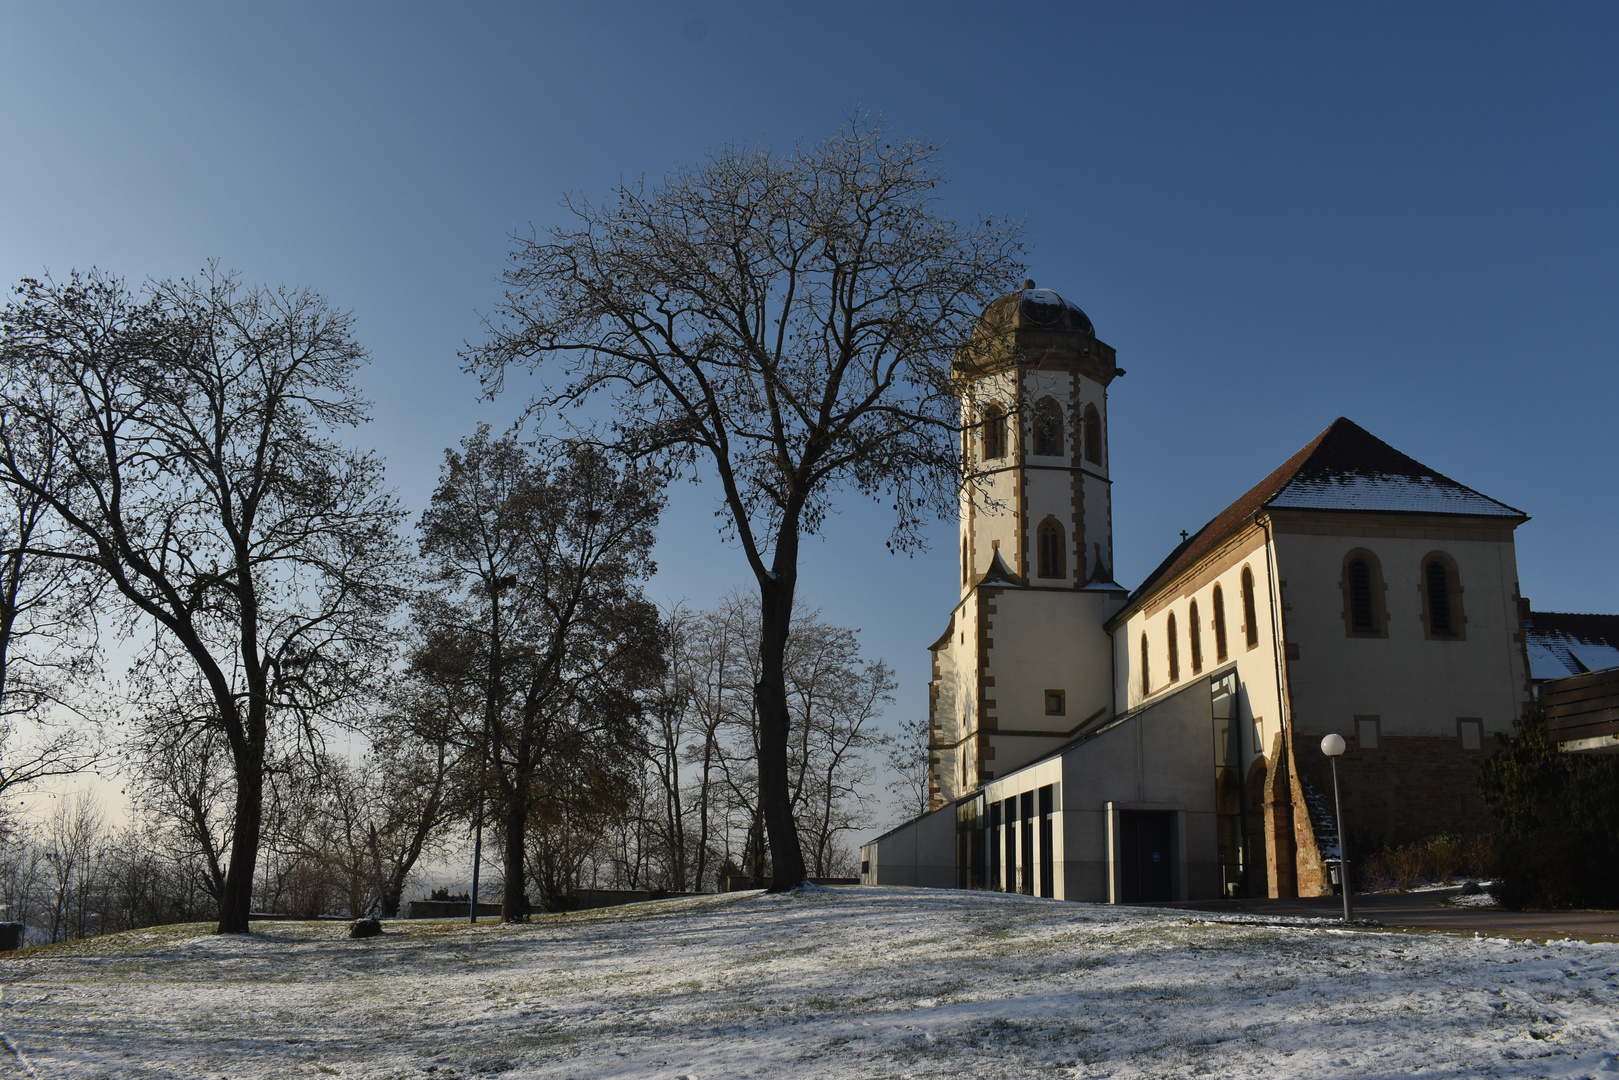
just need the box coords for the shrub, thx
[1476,707,1619,910]
[1357,832,1495,892]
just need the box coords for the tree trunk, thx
[755,558,806,892]
[501,778,528,921]
[217,744,264,933]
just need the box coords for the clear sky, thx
[4,2,1616,818]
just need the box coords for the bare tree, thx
[884,714,932,822]
[0,412,100,796]
[640,593,890,888]
[468,116,1024,888]
[639,603,694,890]
[364,704,465,918]
[786,630,893,877]
[417,428,663,920]
[0,268,408,933]
[130,707,235,908]
[42,791,102,943]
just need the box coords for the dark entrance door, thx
[1119,811,1174,902]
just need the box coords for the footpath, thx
[1162,887,1619,944]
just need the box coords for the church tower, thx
[928,281,1128,808]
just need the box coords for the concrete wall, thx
[1059,677,1220,902]
[860,802,958,888]
[875,676,1223,904]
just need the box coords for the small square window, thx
[1459,718,1483,751]
[1045,690,1066,716]
[1355,715,1380,750]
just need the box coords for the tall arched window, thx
[981,403,1006,461]
[1140,633,1150,696]
[1037,519,1065,579]
[1189,599,1203,673]
[1339,549,1388,637]
[1033,398,1063,457]
[1167,612,1180,682]
[1349,559,1374,632]
[1241,566,1260,650]
[1213,584,1229,661]
[1422,553,1464,638]
[1427,562,1452,634]
[1083,404,1103,465]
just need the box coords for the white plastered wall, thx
[1113,526,1286,772]
[1269,515,1530,739]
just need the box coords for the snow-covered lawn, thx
[2,886,1617,1079]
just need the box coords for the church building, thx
[861,282,1545,902]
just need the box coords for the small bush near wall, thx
[1357,833,1496,892]
[1477,708,1619,910]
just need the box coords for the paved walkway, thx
[1160,887,1619,944]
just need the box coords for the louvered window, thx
[1083,404,1103,464]
[982,404,1006,461]
[1037,520,1065,579]
[1348,559,1374,632]
[1033,398,1062,456]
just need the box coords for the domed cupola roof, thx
[981,280,1095,336]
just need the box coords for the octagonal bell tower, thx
[955,280,1123,593]
[927,281,1128,808]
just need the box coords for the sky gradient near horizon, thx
[3,2,1616,825]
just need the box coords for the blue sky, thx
[4,2,1616,775]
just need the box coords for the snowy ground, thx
[2,886,1617,1079]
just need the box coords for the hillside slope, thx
[1,886,1615,1078]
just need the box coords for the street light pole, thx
[1320,733,1352,924]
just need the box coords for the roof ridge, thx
[1109,418,1525,627]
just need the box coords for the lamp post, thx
[1320,733,1352,924]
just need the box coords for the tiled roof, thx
[1526,612,1619,680]
[1111,418,1527,624]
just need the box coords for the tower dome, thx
[981,279,1095,336]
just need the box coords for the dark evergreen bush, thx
[1476,708,1619,909]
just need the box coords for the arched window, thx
[1213,584,1229,661]
[1033,398,1063,457]
[1189,599,1203,673]
[1426,562,1452,634]
[1036,518,1065,579]
[1241,566,1260,650]
[1167,612,1180,682]
[1349,560,1374,631]
[1140,633,1150,696]
[981,403,1006,461]
[1083,403,1103,465]
[1421,553,1464,638]
[1341,549,1386,637]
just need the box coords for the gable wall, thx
[1270,511,1531,843]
